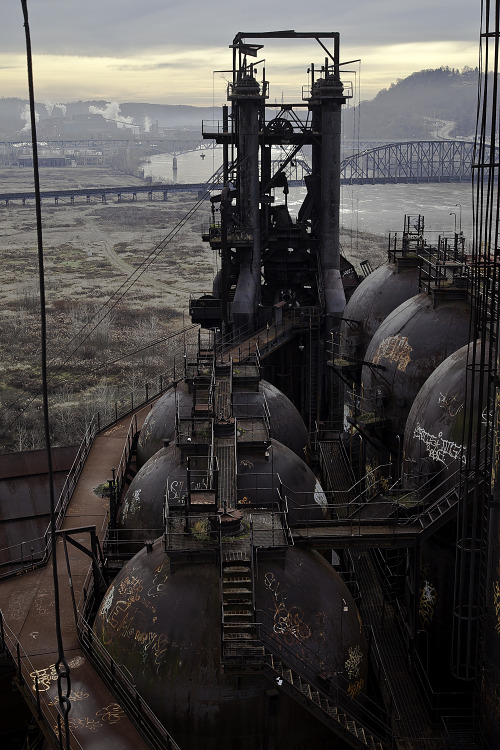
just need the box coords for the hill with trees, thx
[0,68,482,142]
[342,67,480,141]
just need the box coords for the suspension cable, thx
[20,1,71,745]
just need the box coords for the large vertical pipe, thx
[232,69,262,331]
[310,45,346,322]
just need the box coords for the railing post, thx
[35,673,42,719]
[86,622,93,653]
[57,713,64,750]
[136,692,143,724]
[109,476,116,529]
[16,642,21,677]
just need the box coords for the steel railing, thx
[0,611,84,750]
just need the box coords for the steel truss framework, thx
[341,140,484,183]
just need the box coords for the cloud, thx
[0,2,481,104]
[113,62,170,72]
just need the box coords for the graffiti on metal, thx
[438,391,463,419]
[348,678,365,699]
[345,644,363,680]
[121,488,142,522]
[264,572,312,643]
[493,581,500,635]
[372,335,412,372]
[419,580,437,627]
[47,691,89,706]
[30,664,58,692]
[53,705,125,735]
[413,423,465,464]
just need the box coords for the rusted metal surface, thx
[0,446,78,481]
[340,261,420,365]
[93,538,365,749]
[0,407,155,749]
[361,294,471,448]
[291,521,421,549]
[0,447,78,573]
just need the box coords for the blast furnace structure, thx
[0,19,500,750]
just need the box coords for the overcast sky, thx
[1,1,480,107]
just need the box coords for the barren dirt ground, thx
[0,166,387,452]
[0,166,217,311]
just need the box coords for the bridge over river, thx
[0,140,492,207]
[339,139,485,184]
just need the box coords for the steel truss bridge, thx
[0,137,217,156]
[0,138,493,184]
[340,140,483,184]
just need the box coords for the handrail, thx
[0,326,200,579]
[262,392,271,434]
[213,307,321,364]
[0,611,85,749]
[218,515,224,663]
[363,625,401,724]
[256,611,392,742]
[112,413,140,518]
[77,613,181,750]
[276,484,294,547]
[0,417,99,579]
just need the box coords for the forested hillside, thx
[342,67,480,141]
[0,67,481,141]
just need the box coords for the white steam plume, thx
[88,102,136,129]
[20,103,39,132]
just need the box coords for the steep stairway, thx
[220,553,260,665]
[263,649,387,750]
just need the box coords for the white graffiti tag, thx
[413,423,465,465]
[345,645,363,680]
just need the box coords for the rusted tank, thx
[93,540,367,750]
[137,380,309,467]
[402,343,480,493]
[118,438,326,536]
[401,342,486,689]
[360,293,471,460]
[340,260,420,365]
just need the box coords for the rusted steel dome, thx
[360,293,471,453]
[399,343,488,691]
[137,380,309,467]
[340,261,420,365]
[402,342,479,492]
[118,438,327,537]
[93,540,367,750]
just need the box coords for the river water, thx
[143,148,474,245]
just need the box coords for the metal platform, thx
[0,406,163,750]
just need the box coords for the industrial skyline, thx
[0,0,478,106]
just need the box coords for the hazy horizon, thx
[0,2,479,107]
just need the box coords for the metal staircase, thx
[263,646,387,750]
[221,553,257,661]
[410,487,461,541]
[216,512,389,749]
